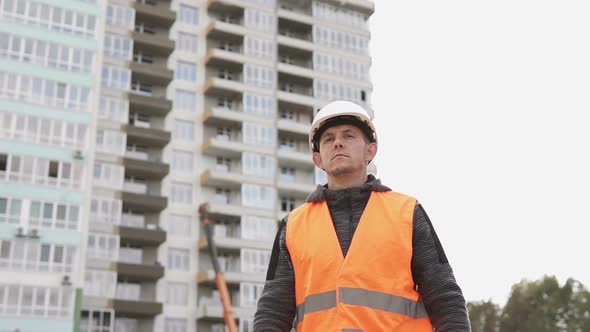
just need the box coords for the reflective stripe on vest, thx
[296,288,428,325]
[286,191,434,331]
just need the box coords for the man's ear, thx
[365,142,377,163]
[312,151,323,169]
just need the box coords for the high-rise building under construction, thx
[0,0,374,330]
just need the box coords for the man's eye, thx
[324,138,333,144]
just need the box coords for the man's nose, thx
[333,135,344,148]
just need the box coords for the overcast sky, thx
[369,0,590,305]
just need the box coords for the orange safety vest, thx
[286,191,434,332]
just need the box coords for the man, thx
[254,101,471,331]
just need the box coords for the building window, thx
[168,214,191,237]
[29,200,80,230]
[176,61,197,82]
[99,96,129,123]
[0,72,91,112]
[166,282,188,306]
[0,196,21,225]
[244,8,275,32]
[242,152,275,178]
[170,182,192,205]
[281,197,296,212]
[241,216,276,241]
[177,5,199,25]
[176,32,198,53]
[244,35,275,60]
[1,1,97,37]
[0,32,95,73]
[80,308,114,332]
[173,119,195,141]
[243,93,275,117]
[241,184,275,209]
[174,89,196,111]
[116,283,140,300]
[279,167,296,182]
[106,4,135,30]
[241,249,271,273]
[115,318,137,332]
[87,233,119,261]
[242,122,276,146]
[93,162,124,190]
[90,197,122,225]
[167,247,190,271]
[0,284,74,318]
[0,240,76,273]
[243,64,275,89]
[103,33,133,60]
[101,65,131,91]
[84,270,117,298]
[239,283,264,307]
[315,167,328,185]
[165,318,187,332]
[95,129,126,156]
[171,150,193,172]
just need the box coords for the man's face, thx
[312,124,377,177]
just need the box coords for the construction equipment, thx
[198,203,238,332]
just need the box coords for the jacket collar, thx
[305,174,391,203]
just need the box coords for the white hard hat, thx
[309,100,377,152]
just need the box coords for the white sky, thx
[369,0,590,305]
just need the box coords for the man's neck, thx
[327,172,369,190]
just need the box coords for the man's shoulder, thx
[374,190,417,202]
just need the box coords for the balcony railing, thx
[121,214,146,228]
[116,283,141,301]
[119,247,143,264]
[125,150,149,160]
[123,182,148,194]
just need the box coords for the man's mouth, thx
[332,154,348,160]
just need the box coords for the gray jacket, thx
[254,175,471,331]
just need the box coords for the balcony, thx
[277,118,310,136]
[200,169,273,189]
[125,124,170,148]
[205,19,246,38]
[119,247,143,264]
[277,62,315,80]
[334,0,375,15]
[277,6,312,25]
[116,262,165,282]
[197,303,254,320]
[277,90,316,107]
[112,299,163,317]
[277,179,316,197]
[134,0,176,27]
[119,225,166,246]
[121,214,145,228]
[121,191,167,213]
[197,270,265,285]
[204,76,246,95]
[205,48,248,67]
[130,61,174,85]
[199,233,272,251]
[277,146,313,168]
[203,194,275,219]
[203,106,273,127]
[132,31,174,56]
[128,93,171,117]
[123,157,169,180]
[277,34,314,53]
[202,136,274,158]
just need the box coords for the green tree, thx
[467,300,500,332]
[499,275,590,332]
